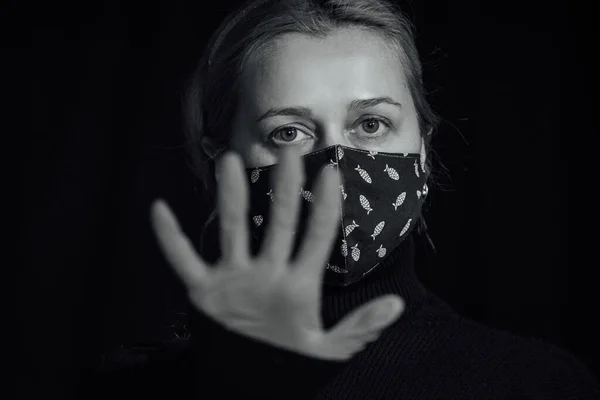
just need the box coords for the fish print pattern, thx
[251,169,260,183]
[266,189,274,202]
[355,165,372,183]
[359,195,373,215]
[340,185,347,200]
[324,159,338,169]
[252,215,263,227]
[341,239,348,257]
[351,244,361,262]
[384,164,399,180]
[371,221,385,240]
[393,192,406,211]
[300,187,314,202]
[345,220,360,236]
[376,244,387,258]
[327,262,348,273]
[399,219,412,237]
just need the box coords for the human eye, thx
[267,125,314,146]
[351,116,394,142]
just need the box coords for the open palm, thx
[150,147,404,361]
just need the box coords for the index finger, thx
[150,199,209,289]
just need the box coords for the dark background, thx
[22,0,597,397]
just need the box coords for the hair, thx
[182,0,441,255]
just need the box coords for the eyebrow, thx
[256,96,403,123]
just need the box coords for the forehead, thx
[240,28,409,108]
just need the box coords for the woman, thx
[98,0,599,398]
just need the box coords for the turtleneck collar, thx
[320,232,429,330]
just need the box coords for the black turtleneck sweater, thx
[89,233,599,399]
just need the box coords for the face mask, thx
[244,143,429,287]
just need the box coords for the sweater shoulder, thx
[420,294,600,399]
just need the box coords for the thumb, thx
[318,295,405,360]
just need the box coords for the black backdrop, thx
[23,0,598,397]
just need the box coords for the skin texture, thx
[203,27,423,169]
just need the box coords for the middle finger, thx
[260,146,305,266]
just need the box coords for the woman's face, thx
[226,27,422,168]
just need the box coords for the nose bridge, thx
[315,124,348,150]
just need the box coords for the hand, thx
[150,146,405,361]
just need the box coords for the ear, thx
[201,137,219,159]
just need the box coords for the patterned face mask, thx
[244,143,429,287]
